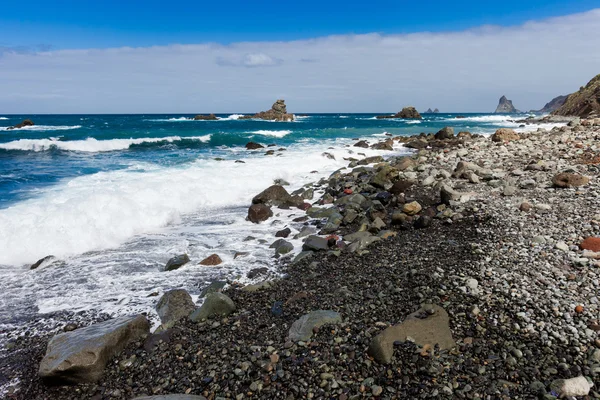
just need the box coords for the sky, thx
[1,1,600,113]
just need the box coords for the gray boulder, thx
[39,315,150,385]
[252,185,303,208]
[302,235,330,251]
[156,289,196,329]
[434,127,454,140]
[288,310,343,341]
[189,292,235,321]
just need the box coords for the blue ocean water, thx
[0,112,551,336]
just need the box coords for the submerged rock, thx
[6,119,34,130]
[288,310,342,341]
[39,315,150,385]
[30,255,56,270]
[368,304,455,363]
[245,142,264,150]
[165,254,190,271]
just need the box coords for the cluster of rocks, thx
[193,114,218,121]
[376,106,422,120]
[239,100,294,122]
[6,119,34,130]
[6,117,600,399]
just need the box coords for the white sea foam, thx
[0,117,9,120]
[168,117,191,121]
[219,114,245,121]
[445,115,517,123]
[339,116,349,119]
[406,120,421,124]
[0,125,82,132]
[250,130,292,138]
[0,135,212,152]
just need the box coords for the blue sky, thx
[2,0,600,49]
[0,2,599,113]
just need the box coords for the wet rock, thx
[30,255,56,270]
[239,99,294,121]
[353,140,369,148]
[552,172,589,188]
[376,106,422,119]
[156,289,196,329]
[303,235,330,251]
[193,114,218,120]
[247,204,273,223]
[335,193,367,206]
[275,227,291,238]
[165,254,190,271]
[288,310,343,341]
[491,128,520,142]
[189,293,235,321]
[6,119,34,130]
[245,142,264,150]
[252,185,303,208]
[199,280,227,297]
[39,315,150,385]
[434,126,454,140]
[199,254,223,266]
[271,239,294,255]
[368,304,455,363]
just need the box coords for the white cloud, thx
[1,9,599,113]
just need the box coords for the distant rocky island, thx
[494,95,519,113]
[425,108,439,113]
[534,95,568,114]
[193,113,218,120]
[552,74,600,118]
[376,106,422,119]
[6,119,34,130]
[239,99,294,121]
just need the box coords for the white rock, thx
[555,241,569,252]
[552,376,593,397]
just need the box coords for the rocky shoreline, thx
[3,119,600,399]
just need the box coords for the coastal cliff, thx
[552,74,600,118]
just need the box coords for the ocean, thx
[0,112,559,336]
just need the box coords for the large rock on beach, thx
[491,128,520,142]
[581,237,600,252]
[368,304,455,364]
[6,119,34,130]
[239,100,294,121]
[165,254,190,271]
[434,126,454,140]
[302,235,330,251]
[247,203,273,223]
[156,289,196,329]
[288,310,342,341]
[199,254,223,266]
[494,95,518,113]
[189,293,235,321]
[193,114,218,120]
[252,185,303,208]
[553,74,600,117]
[39,315,150,385]
[552,172,589,188]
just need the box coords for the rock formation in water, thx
[6,119,34,130]
[376,106,422,119]
[494,96,518,113]
[552,74,600,118]
[239,100,294,121]
[193,113,218,120]
[534,95,568,114]
[434,108,439,113]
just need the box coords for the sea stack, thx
[239,100,294,121]
[376,106,422,119]
[6,119,34,130]
[552,74,600,118]
[494,96,518,113]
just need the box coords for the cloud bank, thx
[1,9,599,113]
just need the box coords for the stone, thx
[581,237,600,252]
[552,172,589,188]
[303,235,330,251]
[272,240,294,255]
[247,204,273,223]
[440,185,460,205]
[165,254,190,271]
[491,128,520,142]
[252,185,302,208]
[503,186,517,196]
[402,201,422,216]
[376,106,422,120]
[39,315,150,385]
[347,235,381,253]
[335,193,368,206]
[414,215,432,229]
[434,127,454,140]
[288,310,343,341]
[353,140,369,148]
[389,180,413,195]
[156,289,196,329]
[245,142,264,150]
[550,376,593,398]
[368,304,455,364]
[199,254,222,266]
[189,293,235,321]
[275,228,291,238]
